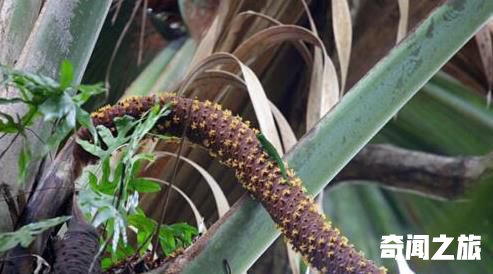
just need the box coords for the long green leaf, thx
[14,0,111,82]
[180,1,493,273]
[0,0,111,231]
[366,71,493,273]
[0,0,42,66]
[0,216,70,252]
[124,38,191,97]
[0,2,42,233]
[380,73,493,154]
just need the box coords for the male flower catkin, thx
[76,94,386,274]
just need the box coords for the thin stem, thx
[0,132,20,160]
[105,0,144,91]
[151,100,193,257]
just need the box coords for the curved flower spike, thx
[76,94,386,274]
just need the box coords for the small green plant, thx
[76,102,198,269]
[0,61,105,181]
[0,61,104,253]
[0,63,198,269]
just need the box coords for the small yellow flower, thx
[214,103,222,110]
[192,100,200,111]
[287,169,295,177]
[308,245,315,253]
[281,218,290,226]
[308,235,315,243]
[291,229,299,236]
[223,109,232,117]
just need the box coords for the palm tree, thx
[0,0,492,273]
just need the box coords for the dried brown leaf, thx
[231,25,339,121]
[332,0,353,92]
[151,151,230,218]
[223,11,313,65]
[396,0,409,42]
[178,52,283,150]
[475,24,493,105]
[189,0,243,68]
[269,102,297,152]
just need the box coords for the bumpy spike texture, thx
[76,95,386,274]
[53,219,101,274]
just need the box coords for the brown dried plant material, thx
[475,24,493,105]
[76,95,386,274]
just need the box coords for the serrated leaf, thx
[101,258,112,270]
[46,113,74,148]
[38,93,75,122]
[0,216,70,252]
[101,157,111,184]
[0,112,20,133]
[88,171,99,189]
[73,83,106,105]
[79,116,136,159]
[168,223,198,244]
[76,107,97,143]
[159,228,176,256]
[96,125,117,147]
[114,115,136,134]
[75,138,105,157]
[92,207,118,229]
[94,159,123,195]
[129,178,161,193]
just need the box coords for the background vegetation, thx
[0,0,492,273]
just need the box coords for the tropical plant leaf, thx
[0,216,70,252]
